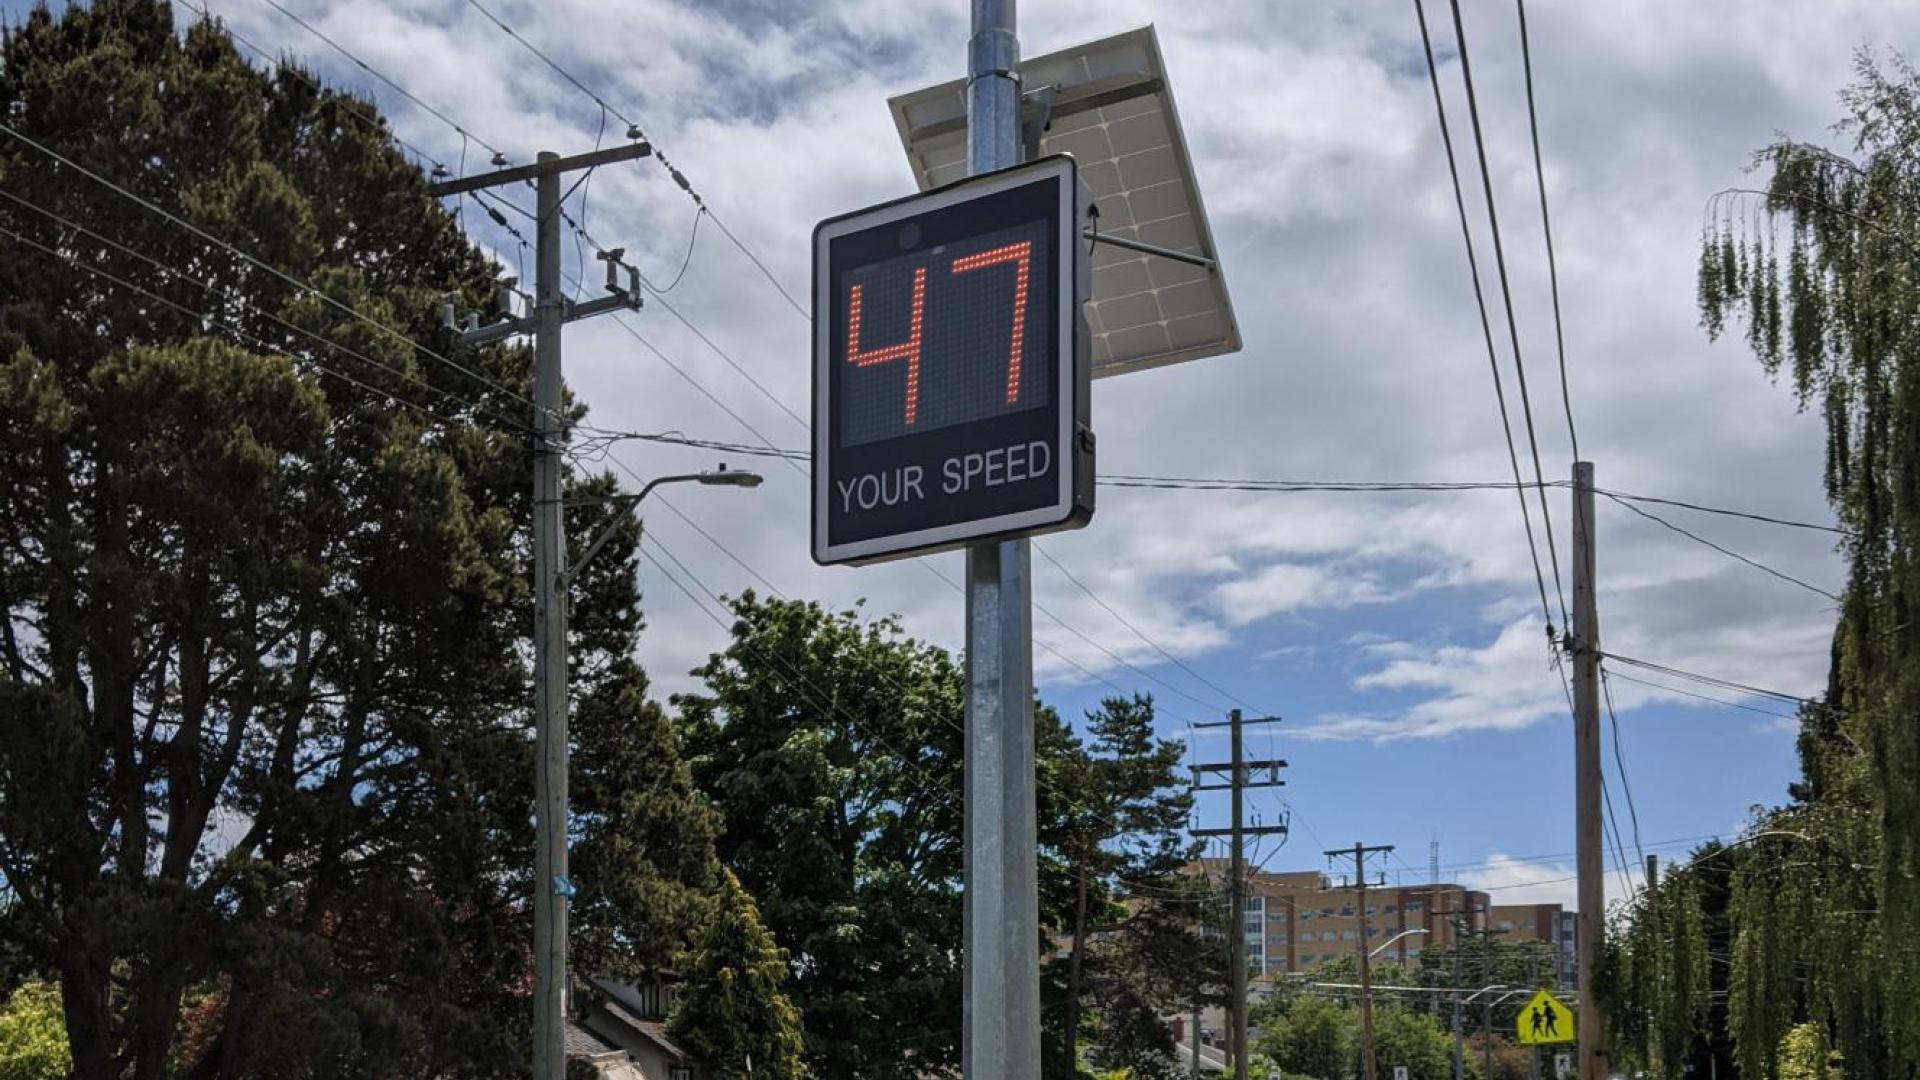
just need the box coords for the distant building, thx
[1187,862,1574,986]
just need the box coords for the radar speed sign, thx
[813,156,1093,565]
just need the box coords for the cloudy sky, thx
[32,0,1912,909]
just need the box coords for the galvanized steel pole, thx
[963,2,1040,1078]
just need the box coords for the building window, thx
[1338,906,1355,917]
[1341,930,1357,941]
[1406,901,1424,913]
[1320,908,1335,918]
[1385,904,1398,914]
[669,1067,692,1080]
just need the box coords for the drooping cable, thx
[1513,0,1579,462]
[1604,491,1840,601]
[1409,0,1557,638]
[1444,0,1570,633]
[0,120,542,418]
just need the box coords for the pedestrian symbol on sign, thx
[1394,1066,1409,1080]
[1516,989,1575,1045]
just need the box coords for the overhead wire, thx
[0,220,503,436]
[1512,0,1578,463]
[457,0,806,321]
[1599,652,1824,710]
[1409,0,1558,640]
[1600,668,1648,877]
[0,120,542,420]
[1443,0,1571,632]
[1603,491,1840,601]
[0,185,533,436]
[1600,667,1802,721]
[258,0,511,162]
[1032,542,1269,717]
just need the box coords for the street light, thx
[565,464,764,584]
[1369,927,1428,960]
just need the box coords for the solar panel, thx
[889,25,1241,379]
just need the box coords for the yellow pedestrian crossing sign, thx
[1517,990,1574,1045]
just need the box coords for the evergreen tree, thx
[0,4,717,1075]
[1056,695,1209,1072]
[667,869,808,1080]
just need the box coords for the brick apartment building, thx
[1189,863,1578,989]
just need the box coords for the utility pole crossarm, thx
[1192,758,1287,791]
[425,141,653,196]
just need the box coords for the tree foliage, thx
[1057,695,1211,1073]
[1601,866,1710,1079]
[677,597,1201,1079]
[675,595,970,1080]
[0,4,716,1075]
[0,982,68,1080]
[1255,996,1355,1080]
[1660,50,1920,1079]
[667,868,808,1080]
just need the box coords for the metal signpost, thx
[817,9,1239,1078]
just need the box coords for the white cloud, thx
[210,0,1892,729]
[1461,853,1579,910]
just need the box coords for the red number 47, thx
[846,240,1032,426]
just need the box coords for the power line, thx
[1030,543,1266,716]
[1512,0,1578,462]
[0,185,532,435]
[172,0,450,176]
[0,220,496,435]
[1600,669,1647,876]
[1599,652,1823,710]
[0,120,541,420]
[1409,0,1558,641]
[456,0,806,323]
[1594,487,1849,538]
[258,0,511,161]
[1443,0,1570,633]
[1603,491,1840,601]
[552,440,1856,538]
[1600,667,1801,721]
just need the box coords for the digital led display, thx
[813,156,1093,565]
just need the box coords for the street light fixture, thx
[565,464,765,584]
[1369,927,1428,960]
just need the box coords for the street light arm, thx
[562,471,757,587]
[1368,927,1428,960]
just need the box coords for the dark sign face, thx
[813,157,1092,565]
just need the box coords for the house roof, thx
[564,1020,625,1063]
[596,998,693,1063]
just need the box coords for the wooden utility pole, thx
[1569,460,1605,1080]
[1194,710,1286,1080]
[1326,843,1395,1080]
[429,140,652,1080]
